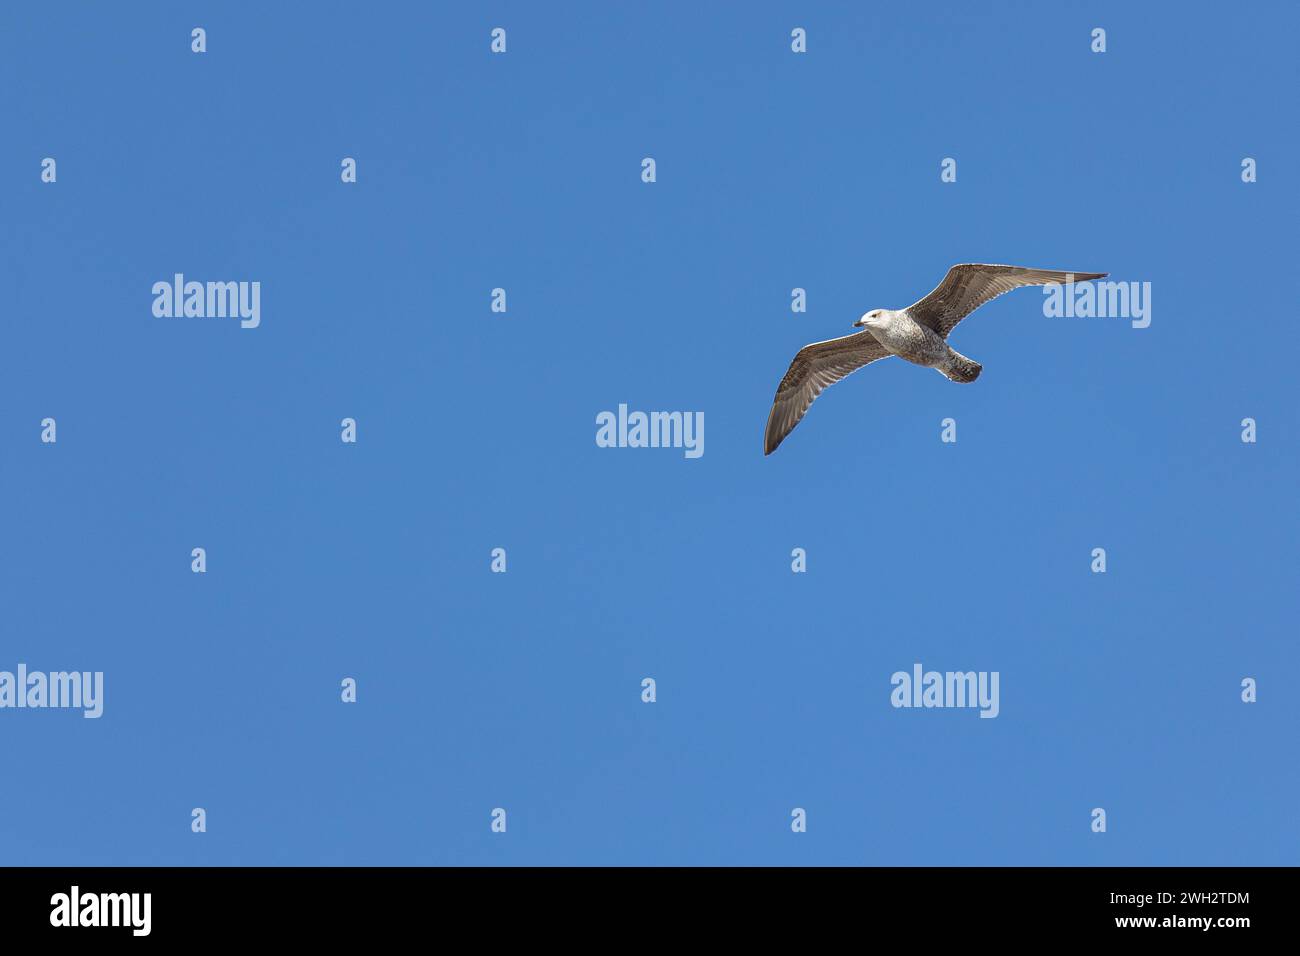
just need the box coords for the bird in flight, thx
[763,263,1107,455]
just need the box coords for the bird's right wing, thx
[907,264,1107,338]
[764,331,891,455]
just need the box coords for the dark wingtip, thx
[763,413,780,455]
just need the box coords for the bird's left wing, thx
[907,264,1107,338]
[764,331,890,455]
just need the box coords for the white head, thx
[854,309,888,330]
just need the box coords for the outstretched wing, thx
[764,331,891,455]
[907,264,1107,338]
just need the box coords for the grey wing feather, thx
[907,264,1107,338]
[764,331,890,455]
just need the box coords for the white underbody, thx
[859,308,951,370]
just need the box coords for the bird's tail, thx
[942,350,982,383]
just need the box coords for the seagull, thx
[763,263,1107,454]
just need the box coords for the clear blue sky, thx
[1,1,1296,866]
